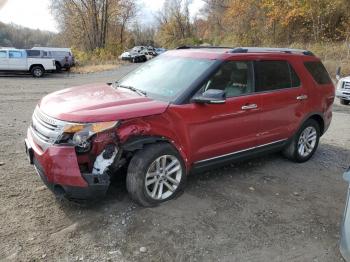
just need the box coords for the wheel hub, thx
[298,126,317,158]
[145,155,182,200]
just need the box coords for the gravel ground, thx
[0,66,349,262]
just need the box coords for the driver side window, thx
[200,61,254,98]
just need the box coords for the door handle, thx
[296,95,308,100]
[241,104,258,110]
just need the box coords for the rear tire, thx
[340,99,350,105]
[282,119,320,163]
[31,66,44,78]
[55,62,62,72]
[126,143,186,207]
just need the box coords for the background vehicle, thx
[336,68,350,105]
[341,168,350,261]
[155,48,167,55]
[25,47,334,206]
[140,50,157,60]
[119,46,161,63]
[32,47,75,72]
[119,51,131,61]
[0,48,56,77]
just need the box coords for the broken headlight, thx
[59,121,119,152]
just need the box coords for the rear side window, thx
[304,61,332,85]
[255,61,301,92]
[0,51,7,58]
[26,50,41,57]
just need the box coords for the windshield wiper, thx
[114,83,147,97]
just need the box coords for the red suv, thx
[25,47,335,206]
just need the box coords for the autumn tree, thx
[155,0,197,48]
[50,0,137,51]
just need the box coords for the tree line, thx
[0,22,56,48]
[155,0,350,48]
[4,0,347,52]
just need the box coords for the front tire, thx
[31,66,44,78]
[340,99,350,105]
[282,119,320,163]
[126,143,186,207]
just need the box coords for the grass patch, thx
[71,61,124,74]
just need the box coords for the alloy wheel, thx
[145,155,182,200]
[298,126,317,157]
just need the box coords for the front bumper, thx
[25,130,110,200]
[340,169,350,261]
[336,90,350,101]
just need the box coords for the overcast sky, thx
[0,0,205,33]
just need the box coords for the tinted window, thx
[26,50,41,57]
[52,51,70,56]
[291,66,301,87]
[200,61,254,98]
[304,61,332,85]
[0,51,7,58]
[255,61,300,91]
[9,51,23,58]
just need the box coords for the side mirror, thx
[344,168,350,183]
[192,89,226,104]
[336,66,342,81]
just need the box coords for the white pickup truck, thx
[0,49,56,77]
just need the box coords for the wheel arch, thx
[298,112,325,136]
[121,135,190,170]
[29,64,45,71]
[309,114,325,135]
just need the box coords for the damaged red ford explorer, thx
[25,47,335,206]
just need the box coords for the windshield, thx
[117,55,216,101]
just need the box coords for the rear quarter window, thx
[304,61,332,85]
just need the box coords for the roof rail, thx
[229,47,314,56]
[176,45,233,50]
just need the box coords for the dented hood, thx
[39,83,169,122]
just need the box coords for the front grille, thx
[30,107,67,151]
[344,81,350,90]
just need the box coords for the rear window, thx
[255,61,301,92]
[0,51,6,58]
[304,61,332,85]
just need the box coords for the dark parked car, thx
[341,168,350,261]
[25,47,334,207]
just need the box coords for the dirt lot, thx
[0,66,349,262]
